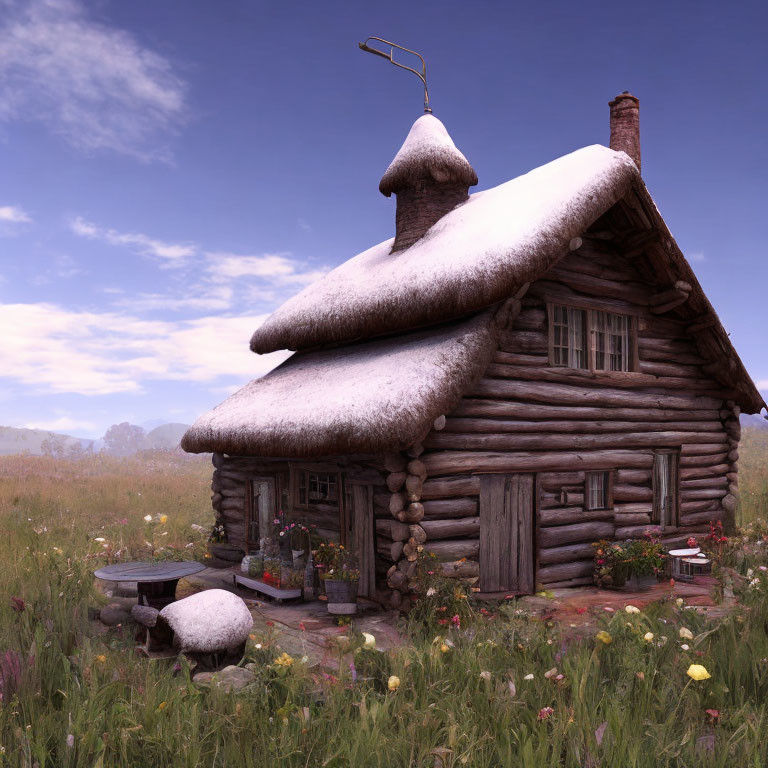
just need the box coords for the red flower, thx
[265,621,274,627]
[705,709,720,723]
[538,706,554,720]
[687,537,698,548]
[298,622,306,632]
[10,597,25,613]
[437,619,448,626]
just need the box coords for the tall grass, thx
[0,443,766,766]
[738,428,768,526]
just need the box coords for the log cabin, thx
[182,92,765,607]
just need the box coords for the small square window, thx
[585,471,612,511]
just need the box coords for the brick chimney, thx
[609,91,641,172]
[380,115,478,252]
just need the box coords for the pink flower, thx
[450,614,461,628]
[538,706,554,720]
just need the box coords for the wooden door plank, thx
[506,475,519,591]
[480,474,507,592]
[351,484,375,598]
[517,474,535,594]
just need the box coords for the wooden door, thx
[246,478,276,552]
[348,483,376,598]
[479,474,535,594]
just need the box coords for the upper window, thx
[593,310,631,372]
[585,471,613,511]
[549,303,635,372]
[551,305,587,369]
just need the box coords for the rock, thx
[99,603,132,627]
[193,665,256,692]
[131,604,160,627]
[159,589,253,653]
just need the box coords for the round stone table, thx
[94,560,206,609]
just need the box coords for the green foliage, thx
[3,452,768,765]
[593,535,667,587]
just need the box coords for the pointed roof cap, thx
[379,114,478,197]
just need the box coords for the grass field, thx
[0,436,767,766]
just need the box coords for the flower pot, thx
[324,578,358,606]
[621,572,657,592]
[208,542,244,562]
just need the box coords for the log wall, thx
[418,237,739,590]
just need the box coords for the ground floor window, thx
[585,470,613,510]
[653,451,679,529]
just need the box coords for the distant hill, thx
[741,413,768,430]
[0,426,94,456]
[144,423,190,450]
[0,422,191,457]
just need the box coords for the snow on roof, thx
[182,310,498,457]
[379,114,478,196]
[251,144,638,354]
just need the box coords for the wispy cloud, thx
[206,252,328,286]
[0,301,287,396]
[70,216,195,267]
[689,252,706,263]
[23,415,97,434]
[757,379,768,392]
[0,0,186,162]
[0,205,31,223]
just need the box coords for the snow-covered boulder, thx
[159,589,253,653]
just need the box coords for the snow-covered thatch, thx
[182,310,498,457]
[251,144,637,355]
[379,114,478,196]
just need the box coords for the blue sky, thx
[1,0,766,438]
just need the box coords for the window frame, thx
[584,470,614,511]
[547,301,638,373]
[652,449,680,530]
[290,465,341,512]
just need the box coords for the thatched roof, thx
[182,310,498,457]
[251,144,636,355]
[379,114,478,196]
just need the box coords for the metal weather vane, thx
[358,37,431,113]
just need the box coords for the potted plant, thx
[316,542,359,612]
[207,520,244,563]
[594,533,666,591]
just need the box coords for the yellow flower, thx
[596,631,612,645]
[675,597,684,607]
[643,632,654,642]
[687,664,711,681]
[160,515,168,524]
[273,652,294,668]
[440,643,450,654]
[95,654,107,664]
[625,605,640,614]
[387,675,401,691]
[362,632,376,650]
[679,627,693,640]
[157,701,167,711]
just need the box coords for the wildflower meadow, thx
[1,443,768,766]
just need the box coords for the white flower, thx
[644,632,654,642]
[524,673,534,680]
[679,627,693,640]
[301,655,309,664]
[625,605,640,614]
[681,644,690,651]
[143,515,152,522]
[255,643,262,650]
[480,671,491,681]
[747,568,754,578]
[94,537,105,542]
[426,588,436,597]
[362,632,376,650]
[675,598,684,607]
